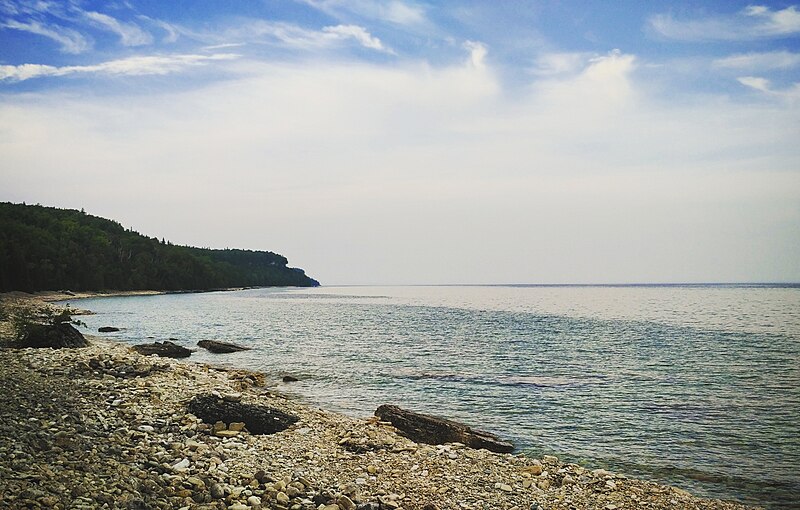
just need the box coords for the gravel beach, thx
[0,295,761,510]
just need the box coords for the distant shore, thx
[0,293,761,510]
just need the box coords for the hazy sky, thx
[1,1,799,284]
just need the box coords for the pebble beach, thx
[0,294,762,510]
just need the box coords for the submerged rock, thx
[188,394,299,435]
[197,340,251,354]
[131,340,192,358]
[375,404,514,453]
[282,375,299,382]
[98,326,120,332]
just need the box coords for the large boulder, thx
[19,323,89,348]
[197,340,251,354]
[132,340,192,358]
[375,404,514,453]
[188,394,299,435]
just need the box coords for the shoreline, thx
[0,295,760,509]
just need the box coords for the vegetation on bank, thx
[0,202,319,292]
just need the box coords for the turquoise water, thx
[71,285,800,508]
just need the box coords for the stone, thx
[561,474,575,486]
[229,422,246,432]
[98,326,121,332]
[247,495,262,506]
[210,483,225,499]
[197,340,251,353]
[188,394,299,435]
[282,375,299,382]
[19,322,89,348]
[374,404,514,453]
[132,341,192,358]
[338,495,356,510]
[276,491,290,504]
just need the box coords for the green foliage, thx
[0,202,320,292]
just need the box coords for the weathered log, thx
[188,394,299,435]
[132,340,192,358]
[20,323,89,349]
[375,404,514,453]
[98,326,120,332]
[197,340,251,354]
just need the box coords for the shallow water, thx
[71,285,800,508]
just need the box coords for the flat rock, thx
[375,404,514,454]
[132,340,192,358]
[98,326,120,332]
[197,340,251,354]
[188,394,299,435]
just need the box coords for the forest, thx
[0,202,320,292]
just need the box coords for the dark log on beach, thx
[20,323,89,349]
[132,340,192,358]
[98,326,120,332]
[197,340,251,354]
[375,404,514,453]
[188,394,299,435]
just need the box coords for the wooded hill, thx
[0,202,320,292]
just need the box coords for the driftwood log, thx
[375,404,514,453]
[197,340,251,354]
[188,394,299,435]
[132,340,192,358]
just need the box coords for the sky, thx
[0,1,799,285]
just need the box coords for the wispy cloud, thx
[649,4,800,41]
[220,20,392,53]
[301,0,427,26]
[714,51,800,71]
[0,53,239,82]
[1,18,90,53]
[84,10,152,46]
[737,75,800,100]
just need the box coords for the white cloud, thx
[530,52,592,76]
[301,0,427,26]
[714,51,800,70]
[463,40,487,68]
[220,20,391,53]
[323,24,387,51]
[84,10,152,46]
[0,53,239,82]
[649,4,800,41]
[737,75,800,100]
[1,18,89,53]
[3,50,797,284]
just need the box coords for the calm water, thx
[70,285,800,508]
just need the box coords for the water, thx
[68,285,800,508]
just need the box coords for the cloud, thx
[220,20,391,53]
[1,49,798,283]
[737,75,800,100]
[323,24,387,51]
[301,0,427,26]
[713,51,800,71]
[648,5,800,41]
[463,41,487,68]
[84,10,152,46]
[1,18,90,53]
[0,53,239,82]
[530,52,593,76]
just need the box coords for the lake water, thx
[70,285,800,508]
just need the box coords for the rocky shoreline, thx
[0,296,760,510]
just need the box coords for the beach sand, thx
[0,293,759,510]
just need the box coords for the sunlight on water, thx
[71,285,800,509]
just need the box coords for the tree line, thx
[0,202,319,292]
